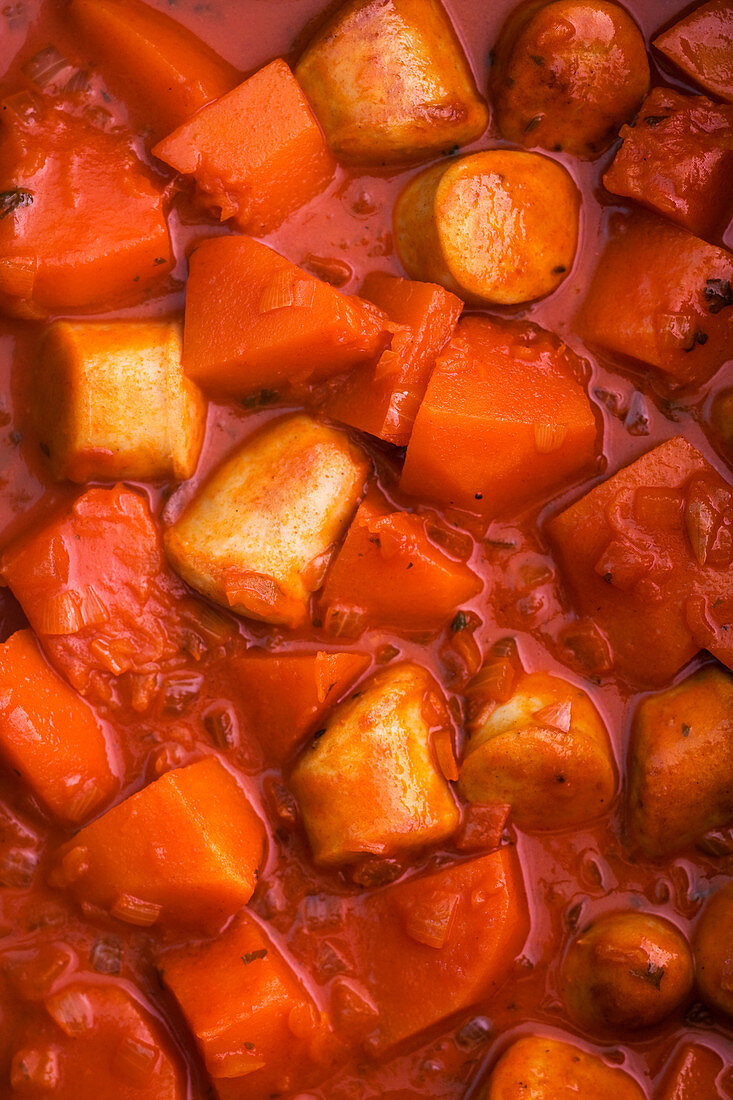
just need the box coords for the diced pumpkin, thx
[341,847,528,1051]
[11,982,185,1099]
[295,0,487,165]
[394,151,579,306]
[164,415,368,628]
[603,88,733,239]
[159,914,332,1099]
[627,666,733,857]
[459,671,616,832]
[290,662,460,865]
[0,629,118,825]
[0,98,172,319]
[53,756,266,932]
[153,59,335,234]
[70,0,239,140]
[657,1043,727,1100]
[654,0,733,103]
[481,1035,646,1099]
[547,436,733,687]
[400,316,598,517]
[319,491,481,637]
[579,211,733,387]
[34,321,206,483]
[0,485,189,698]
[321,272,462,446]
[693,881,733,1018]
[182,235,389,398]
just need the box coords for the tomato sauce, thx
[0,0,732,1097]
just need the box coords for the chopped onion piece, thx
[258,268,295,313]
[533,422,568,454]
[11,1048,59,1090]
[45,988,94,1036]
[533,700,572,732]
[110,894,162,927]
[113,1037,160,1084]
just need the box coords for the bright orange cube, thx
[0,629,118,825]
[654,0,733,103]
[656,1043,727,1100]
[154,59,335,234]
[53,756,266,932]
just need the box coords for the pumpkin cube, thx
[35,321,206,483]
[53,756,266,931]
[400,316,598,517]
[482,1036,645,1100]
[295,0,487,165]
[627,665,733,858]
[654,0,733,103]
[0,629,119,825]
[290,661,460,864]
[656,1042,726,1100]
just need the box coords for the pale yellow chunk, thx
[482,1035,646,1099]
[458,671,616,831]
[295,0,488,165]
[35,320,206,483]
[164,414,369,628]
[394,150,579,305]
[290,661,460,864]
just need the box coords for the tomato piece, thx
[657,1042,727,1100]
[654,0,733,103]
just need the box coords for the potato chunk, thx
[657,1043,727,1100]
[458,671,615,831]
[35,321,206,483]
[482,1035,646,1099]
[164,415,368,628]
[290,662,460,864]
[394,151,579,305]
[693,881,733,1018]
[653,0,733,104]
[562,911,694,1032]
[490,0,650,157]
[627,666,733,858]
[295,0,487,165]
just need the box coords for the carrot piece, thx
[182,235,389,397]
[339,847,528,1051]
[53,757,266,932]
[70,0,239,140]
[656,1043,726,1100]
[579,211,733,387]
[0,629,118,825]
[153,59,335,234]
[319,491,481,636]
[0,98,172,318]
[321,272,462,445]
[547,436,733,687]
[400,315,598,517]
[654,0,733,103]
[159,914,333,1098]
[230,649,370,762]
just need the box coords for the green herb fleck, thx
[682,723,691,737]
[629,961,665,989]
[0,188,33,220]
[241,949,268,965]
[530,54,545,65]
[242,388,279,409]
[705,278,732,314]
[524,115,542,133]
[451,610,468,633]
[643,115,669,127]
[682,330,708,352]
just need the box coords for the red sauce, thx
[0,1,731,1097]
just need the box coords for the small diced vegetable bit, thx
[579,211,733,388]
[182,236,389,398]
[290,662,460,865]
[11,982,185,1099]
[547,437,733,687]
[627,666,733,858]
[34,321,206,483]
[70,0,239,141]
[319,492,482,637]
[693,882,733,1018]
[603,88,733,239]
[481,1035,646,1099]
[490,0,650,158]
[230,649,370,762]
[657,1043,726,1100]
[710,386,733,464]
[159,914,332,1097]
[0,629,118,825]
[562,911,694,1032]
[394,150,579,306]
[0,99,172,319]
[153,60,335,235]
[321,272,462,446]
[164,415,368,628]
[400,316,598,517]
[53,756,266,932]
[342,848,528,1051]
[0,486,190,697]
[458,670,616,831]
[294,0,488,165]
[653,0,733,104]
